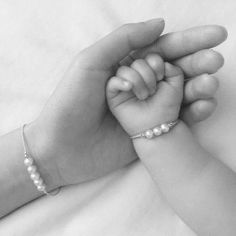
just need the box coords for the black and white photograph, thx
[0,1,235,235]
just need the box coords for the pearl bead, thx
[37,185,46,192]
[27,165,37,174]
[161,124,170,133]
[24,157,33,166]
[34,178,43,186]
[153,127,162,136]
[30,172,40,181]
[145,130,154,139]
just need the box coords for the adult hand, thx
[26,19,227,187]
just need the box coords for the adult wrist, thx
[24,120,63,191]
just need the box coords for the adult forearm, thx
[133,121,236,236]
[0,122,59,219]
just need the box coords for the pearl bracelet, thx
[22,124,60,196]
[130,119,179,140]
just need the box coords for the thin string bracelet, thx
[22,124,61,196]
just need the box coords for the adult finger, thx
[173,49,224,77]
[132,25,227,61]
[181,99,217,126]
[76,18,165,70]
[184,74,219,104]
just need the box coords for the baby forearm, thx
[133,121,236,236]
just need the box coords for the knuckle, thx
[116,66,141,83]
[110,76,119,82]
[130,73,143,85]
[129,73,141,84]
[131,59,146,68]
[107,77,115,90]
[145,54,164,69]
[108,76,117,86]
[146,53,162,61]
[116,66,129,75]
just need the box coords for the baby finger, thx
[116,66,149,100]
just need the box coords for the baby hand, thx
[106,54,184,136]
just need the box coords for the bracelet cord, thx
[130,119,179,140]
[22,124,60,196]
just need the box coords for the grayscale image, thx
[0,1,235,235]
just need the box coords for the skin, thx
[107,55,236,235]
[107,55,184,135]
[0,19,228,219]
[24,19,227,187]
[107,55,185,135]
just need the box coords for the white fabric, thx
[0,0,235,235]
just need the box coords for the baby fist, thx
[106,54,184,136]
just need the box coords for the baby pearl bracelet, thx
[22,124,60,196]
[130,119,179,140]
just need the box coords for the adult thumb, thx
[77,18,165,70]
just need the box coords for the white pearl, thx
[161,124,170,133]
[30,172,40,181]
[27,165,37,174]
[153,127,162,136]
[37,185,46,192]
[145,130,154,139]
[24,157,33,166]
[34,178,43,186]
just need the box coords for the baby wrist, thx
[130,119,179,140]
[132,120,188,160]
